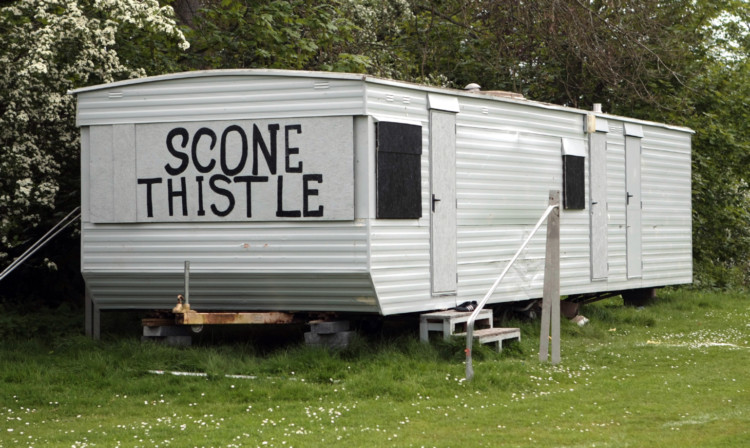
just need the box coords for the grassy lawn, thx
[1,288,748,447]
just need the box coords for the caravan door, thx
[429,110,457,295]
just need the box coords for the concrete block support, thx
[305,321,353,348]
[309,320,350,334]
[142,325,193,346]
[304,331,354,349]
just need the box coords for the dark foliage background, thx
[1,0,748,308]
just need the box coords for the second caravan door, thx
[624,124,643,278]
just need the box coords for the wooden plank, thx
[550,194,561,364]
[456,328,521,352]
[419,309,492,342]
[175,311,294,325]
[141,318,175,327]
[539,190,560,363]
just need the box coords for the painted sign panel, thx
[128,117,353,222]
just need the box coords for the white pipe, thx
[184,260,190,306]
[465,203,558,380]
[0,207,81,282]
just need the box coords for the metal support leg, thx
[92,301,101,340]
[184,260,190,308]
[85,286,93,338]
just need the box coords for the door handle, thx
[432,194,441,212]
[626,192,634,205]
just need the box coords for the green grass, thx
[1,288,749,447]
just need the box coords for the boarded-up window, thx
[561,138,586,210]
[376,122,422,218]
[563,155,585,210]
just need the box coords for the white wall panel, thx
[454,99,592,304]
[640,127,692,285]
[89,126,114,222]
[113,124,137,222]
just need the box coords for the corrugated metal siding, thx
[76,75,366,126]
[81,222,375,311]
[457,98,585,140]
[640,127,692,284]
[455,98,592,304]
[82,222,369,272]
[84,272,377,312]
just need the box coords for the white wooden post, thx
[539,190,560,363]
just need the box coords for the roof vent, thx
[463,83,524,100]
[464,83,481,92]
[592,103,603,113]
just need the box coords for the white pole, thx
[466,198,559,380]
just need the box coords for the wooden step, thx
[419,309,493,342]
[455,327,521,352]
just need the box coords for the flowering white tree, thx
[0,0,188,265]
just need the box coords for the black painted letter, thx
[196,176,206,216]
[209,174,235,217]
[284,124,302,173]
[220,125,248,176]
[165,128,190,175]
[234,175,268,218]
[303,174,323,217]
[252,124,279,175]
[137,177,163,218]
[192,127,217,173]
[275,176,301,218]
[167,177,188,217]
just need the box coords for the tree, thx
[677,23,750,287]
[179,0,413,74]
[2,0,747,301]
[0,0,188,301]
[396,0,750,286]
